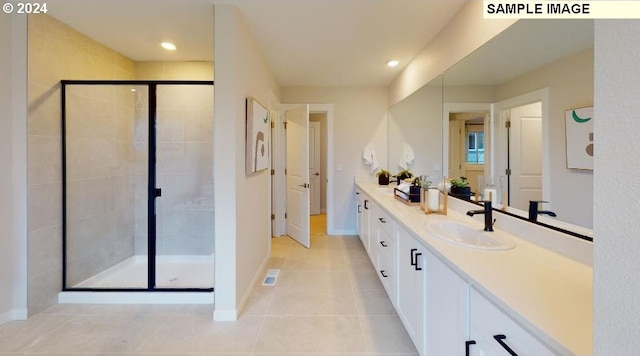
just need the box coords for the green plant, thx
[449,176,469,188]
[396,169,414,179]
[376,169,391,178]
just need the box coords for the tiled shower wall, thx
[27,14,215,314]
[27,14,135,314]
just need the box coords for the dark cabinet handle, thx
[378,217,386,223]
[493,335,518,356]
[380,241,388,247]
[364,200,369,210]
[358,205,362,213]
[410,248,417,266]
[414,252,423,271]
[356,192,360,195]
[380,270,388,278]
[465,340,476,356]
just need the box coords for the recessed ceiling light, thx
[386,60,399,68]
[161,42,176,51]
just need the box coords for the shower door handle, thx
[155,188,162,197]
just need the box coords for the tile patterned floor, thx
[0,214,417,355]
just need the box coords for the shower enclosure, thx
[60,80,214,297]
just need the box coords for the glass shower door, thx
[154,84,215,289]
[64,84,149,289]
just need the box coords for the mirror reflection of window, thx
[466,131,484,164]
[465,121,485,164]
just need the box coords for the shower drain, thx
[262,269,280,286]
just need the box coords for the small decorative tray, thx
[394,187,420,206]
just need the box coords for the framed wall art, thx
[565,106,593,170]
[246,97,270,174]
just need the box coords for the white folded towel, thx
[398,182,412,194]
[362,143,379,174]
[398,143,415,169]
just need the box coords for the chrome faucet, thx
[466,201,495,232]
[528,200,557,222]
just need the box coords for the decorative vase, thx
[450,186,472,201]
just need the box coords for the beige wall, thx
[0,14,28,323]
[594,20,640,354]
[135,62,213,81]
[213,4,281,320]
[281,87,388,234]
[495,48,594,228]
[27,14,135,314]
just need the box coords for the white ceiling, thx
[47,0,467,87]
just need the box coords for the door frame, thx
[308,120,322,215]
[273,103,334,237]
[442,103,493,182]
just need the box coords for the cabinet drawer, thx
[469,288,555,355]
[372,203,394,237]
[376,228,395,302]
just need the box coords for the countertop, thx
[356,182,593,356]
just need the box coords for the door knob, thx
[314,172,320,176]
[298,183,309,188]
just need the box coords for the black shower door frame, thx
[61,80,214,292]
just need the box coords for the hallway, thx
[0,214,416,355]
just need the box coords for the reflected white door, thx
[509,102,542,210]
[286,105,310,248]
[309,121,321,215]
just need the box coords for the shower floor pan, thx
[58,255,214,305]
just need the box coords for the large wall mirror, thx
[443,19,594,236]
[388,76,443,179]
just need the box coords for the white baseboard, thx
[213,253,270,321]
[59,291,213,304]
[13,308,27,320]
[0,308,28,325]
[213,309,238,321]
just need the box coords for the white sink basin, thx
[425,220,516,251]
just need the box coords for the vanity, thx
[355,182,592,355]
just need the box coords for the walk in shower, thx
[59,80,214,303]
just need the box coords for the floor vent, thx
[262,269,280,286]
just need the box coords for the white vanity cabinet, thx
[468,288,556,356]
[425,250,469,355]
[372,204,396,304]
[396,224,427,355]
[356,189,372,256]
[355,189,365,246]
[354,184,570,356]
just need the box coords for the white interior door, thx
[509,102,542,210]
[286,105,310,248]
[309,121,321,215]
